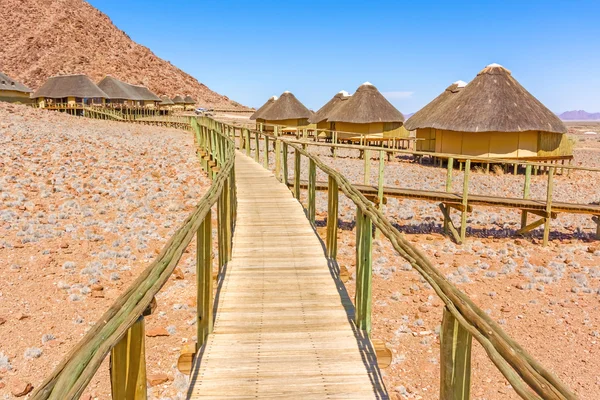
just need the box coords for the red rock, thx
[16,313,29,321]
[81,394,92,400]
[10,379,33,397]
[147,373,169,386]
[90,284,104,291]
[0,317,6,326]
[146,327,170,337]
[0,382,5,389]
[418,306,429,313]
[60,242,69,249]
[173,267,185,280]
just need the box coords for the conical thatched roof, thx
[259,91,311,121]
[160,95,174,105]
[406,64,566,134]
[183,95,196,105]
[327,82,404,124]
[250,96,277,120]
[309,91,351,124]
[404,81,466,131]
[0,72,31,93]
[172,95,185,104]
[98,76,160,101]
[33,74,108,99]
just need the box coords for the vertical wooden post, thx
[375,150,385,238]
[294,149,301,200]
[254,131,260,163]
[440,307,472,400]
[275,139,282,181]
[332,131,338,159]
[364,149,371,185]
[238,127,244,150]
[460,159,470,242]
[521,164,532,230]
[308,159,316,224]
[110,317,147,400]
[282,142,289,186]
[444,157,454,234]
[197,210,213,348]
[245,129,251,157]
[326,176,338,259]
[543,166,554,246]
[263,135,269,169]
[355,208,372,335]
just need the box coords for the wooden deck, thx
[188,153,387,399]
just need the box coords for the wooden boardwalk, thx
[188,153,387,399]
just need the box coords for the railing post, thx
[521,164,532,230]
[355,208,372,334]
[238,127,244,150]
[363,149,371,185]
[308,159,316,224]
[217,177,230,271]
[460,159,470,242]
[110,316,147,400]
[326,176,338,259]
[375,150,385,238]
[263,135,269,169]
[245,128,251,156]
[275,139,282,181]
[444,157,454,234]
[294,149,301,200]
[254,131,260,163]
[440,307,472,400]
[282,142,289,186]
[543,166,554,246]
[332,131,338,159]
[197,209,213,348]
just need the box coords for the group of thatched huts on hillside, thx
[0,72,196,111]
[251,63,572,161]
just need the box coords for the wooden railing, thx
[30,117,236,399]
[235,124,578,400]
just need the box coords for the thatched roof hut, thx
[172,95,185,105]
[406,64,571,159]
[183,95,196,105]
[309,91,351,125]
[325,82,406,141]
[0,72,31,93]
[250,96,277,121]
[404,81,466,131]
[406,65,566,134]
[327,82,404,124]
[260,91,311,121]
[33,74,108,99]
[98,76,161,103]
[160,95,174,106]
[0,72,33,104]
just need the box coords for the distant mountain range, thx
[558,110,600,121]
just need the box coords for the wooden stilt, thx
[364,149,371,185]
[444,158,454,234]
[440,307,472,400]
[326,176,338,259]
[110,317,147,400]
[521,164,532,230]
[460,160,470,242]
[543,167,554,246]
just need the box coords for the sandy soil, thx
[0,103,211,399]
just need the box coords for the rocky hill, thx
[558,110,600,121]
[0,0,245,109]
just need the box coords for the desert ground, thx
[1,106,599,399]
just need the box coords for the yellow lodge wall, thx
[0,90,33,104]
[335,122,408,140]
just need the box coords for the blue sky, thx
[88,0,600,113]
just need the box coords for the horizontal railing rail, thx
[31,117,237,400]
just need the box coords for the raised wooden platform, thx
[188,153,387,399]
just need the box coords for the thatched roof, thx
[183,95,196,105]
[259,91,311,121]
[0,72,31,93]
[160,95,174,105]
[405,64,567,134]
[327,83,404,124]
[98,76,160,101]
[32,74,108,99]
[172,95,185,104]
[404,81,466,131]
[309,91,351,124]
[250,96,277,120]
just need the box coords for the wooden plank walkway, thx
[188,153,388,399]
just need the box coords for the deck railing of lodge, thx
[30,117,237,399]
[30,114,580,400]
[235,123,579,400]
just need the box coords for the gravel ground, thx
[248,133,600,400]
[0,103,212,399]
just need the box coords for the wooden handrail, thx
[240,124,577,400]
[30,117,237,399]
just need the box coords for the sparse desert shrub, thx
[0,351,12,370]
[41,334,56,344]
[24,347,43,359]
